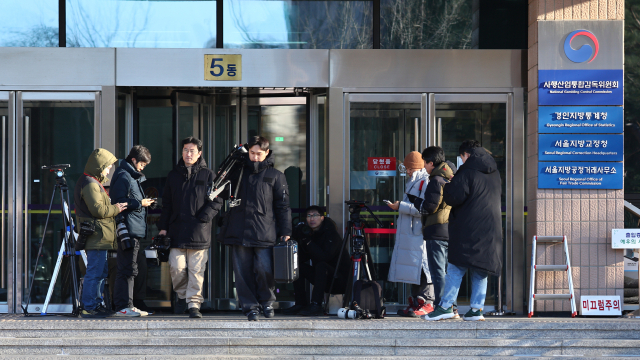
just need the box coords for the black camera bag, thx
[352,279,386,319]
[273,239,299,283]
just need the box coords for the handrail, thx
[624,200,640,218]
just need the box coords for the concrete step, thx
[0,336,639,357]
[1,357,640,360]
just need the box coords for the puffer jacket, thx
[421,161,456,241]
[219,151,292,247]
[158,157,223,250]
[443,147,503,276]
[74,148,121,250]
[387,168,430,285]
[110,159,148,239]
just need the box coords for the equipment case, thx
[273,240,299,283]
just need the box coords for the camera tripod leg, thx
[23,184,58,315]
[62,194,82,316]
[324,225,351,314]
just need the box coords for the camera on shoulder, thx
[74,221,95,251]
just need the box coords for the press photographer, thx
[282,206,350,316]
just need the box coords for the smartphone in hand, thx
[383,200,393,205]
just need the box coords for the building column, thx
[527,0,625,313]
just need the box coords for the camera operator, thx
[109,145,155,317]
[74,148,127,318]
[282,206,350,316]
[158,137,223,319]
[219,136,292,321]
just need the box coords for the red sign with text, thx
[367,157,397,177]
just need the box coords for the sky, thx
[0,0,291,48]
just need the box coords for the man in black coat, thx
[282,206,350,316]
[424,140,502,322]
[110,145,155,317]
[158,137,223,318]
[219,136,292,321]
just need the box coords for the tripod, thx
[23,165,83,316]
[325,200,384,313]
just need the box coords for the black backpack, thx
[352,279,386,319]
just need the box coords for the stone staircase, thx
[0,314,639,358]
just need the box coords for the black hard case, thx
[273,240,299,283]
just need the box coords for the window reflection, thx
[224,0,372,49]
[66,0,217,48]
[380,0,474,49]
[0,0,58,47]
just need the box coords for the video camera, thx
[337,301,374,320]
[207,145,248,201]
[145,234,171,266]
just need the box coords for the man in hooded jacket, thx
[424,140,502,322]
[219,136,292,321]
[158,137,223,318]
[75,148,127,318]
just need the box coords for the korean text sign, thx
[538,162,622,189]
[538,70,623,106]
[538,106,623,134]
[204,55,242,81]
[538,134,623,161]
[367,157,396,177]
[579,296,621,316]
[611,229,640,249]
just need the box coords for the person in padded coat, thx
[158,137,223,319]
[387,151,434,318]
[219,136,292,321]
[424,140,502,322]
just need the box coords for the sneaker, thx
[81,308,109,318]
[247,311,259,321]
[174,298,187,314]
[133,300,155,316]
[189,307,202,319]
[131,307,148,316]
[413,297,434,317]
[397,296,417,318]
[299,302,324,316]
[282,304,306,315]
[463,308,485,321]
[94,304,115,317]
[263,306,275,318]
[115,308,141,317]
[421,305,454,321]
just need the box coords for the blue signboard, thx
[538,134,623,161]
[538,69,623,105]
[538,162,622,189]
[538,106,623,134]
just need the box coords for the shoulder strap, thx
[75,175,99,221]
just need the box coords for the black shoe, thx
[299,303,324,316]
[281,304,306,315]
[189,307,202,319]
[95,304,115,317]
[263,306,274,318]
[174,298,187,314]
[247,311,259,321]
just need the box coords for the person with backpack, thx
[386,151,434,317]
[406,146,458,319]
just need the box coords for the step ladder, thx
[528,235,577,318]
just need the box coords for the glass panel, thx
[137,104,174,306]
[380,0,473,49]
[246,104,308,302]
[435,102,507,308]
[349,102,421,304]
[224,0,373,49]
[116,94,127,159]
[23,101,94,305]
[66,0,217,48]
[0,1,58,47]
[316,96,327,207]
[0,102,7,303]
[178,103,197,140]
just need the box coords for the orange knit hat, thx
[403,151,424,170]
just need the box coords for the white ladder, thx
[528,235,577,318]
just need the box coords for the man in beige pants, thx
[158,137,223,318]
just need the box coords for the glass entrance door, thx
[18,92,97,314]
[432,93,511,313]
[347,94,426,308]
[0,93,9,312]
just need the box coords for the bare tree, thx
[3,24,58,47]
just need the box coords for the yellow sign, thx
[204,54,242,81]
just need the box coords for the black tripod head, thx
[345,200,384,253]
[42,164,70,186]
[345,200,384,228]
